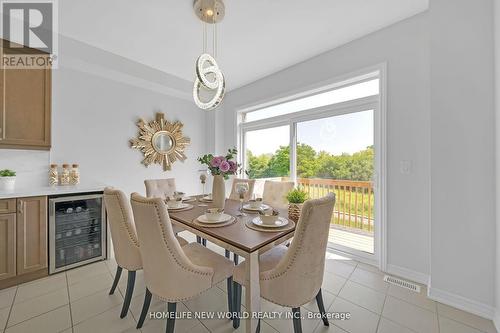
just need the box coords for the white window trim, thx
[235,63,387,270]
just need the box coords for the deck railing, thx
[293,178,374,233]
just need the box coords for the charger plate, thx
[193,215,236,228]
[167,204,194,212]
[245,219,295,233]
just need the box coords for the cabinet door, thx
[17,197,47,275]
[0,213,16,280]
[1,67,51,149]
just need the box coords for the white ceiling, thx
[59,0,428,91]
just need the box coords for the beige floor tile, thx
[377,317,416,333]
[382,296,438,333]
[387,284,436,313]
[184,287,229,314]
[303,290,336,313]
[0,307,10,330]
[439,316,485,333]
[15,273,67,304]
[328,297,379,333]
[0,287,16,310]
[324,259,356,278]
[69,272,113,302]
[71,288,124,324]
[185,322,210,332]
[4,305,71,333]
[313,323,349,332]
[7,288,68,327]
[437,303,497,333]
[264,307,322,333]
[73,304,136,333]
[338,281,386,314]
[349,267,389,293]
[141,302,201,333]
[322,273,347,295]
[67,261,110,285]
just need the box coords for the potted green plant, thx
[0,169,16,191]
[286,188,308,222]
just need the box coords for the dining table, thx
[168,196,296,333]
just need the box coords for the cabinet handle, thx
[18,200,23,214]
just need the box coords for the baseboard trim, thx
[494,308,500,332]
[427,286,495,320]
[386,264,429,285]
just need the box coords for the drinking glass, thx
[235,182,249,216]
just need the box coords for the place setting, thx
[193,208,236,228]
[165,192,195,212]
[245,208,295,233]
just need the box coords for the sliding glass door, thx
[296,110,375,255]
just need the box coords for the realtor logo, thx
[1,0,58,68]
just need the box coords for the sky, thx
[246,110,374,156]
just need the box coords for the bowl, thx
[205,208,224,221]
[248,199,262,209]
[173,191,185,200]
[259,209,279,225]
[167,198,182,209]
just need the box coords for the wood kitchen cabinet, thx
[0,213,16,280]
[0,39,52,150]
[16,196,48,275]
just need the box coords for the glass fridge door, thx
[50,194,106,273]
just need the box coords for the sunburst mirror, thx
[130,113,191,171]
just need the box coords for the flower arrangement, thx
[0,169,16,191]
[198,148,241,180]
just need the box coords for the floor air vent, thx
[383,275,421,293]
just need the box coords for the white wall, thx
[429,0,496,318]
[495,0,500,328]
[220,13,431,280]
[0,37,207,197]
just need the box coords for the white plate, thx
[182,197,196,202]
[200,196,213,202]
[252,217,289,228]
[197,213,233,224]
[167,203,190,210]
[243,203,270,211]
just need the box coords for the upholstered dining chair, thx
[228,178,256,201]
[130,193,235,333]
[144,178,186,236]
[104,187,188,320]
[262,180,294,210]
[232,194,336,333]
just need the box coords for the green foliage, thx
[0,169,16,177]
[247,144,373,181]
[286,188,308,204]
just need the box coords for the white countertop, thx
[0,183,106,199]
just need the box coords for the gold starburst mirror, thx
[130,113,191,171]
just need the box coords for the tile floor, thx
[0,232,497,333]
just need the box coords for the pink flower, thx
[219,161,230,172]
[211,156,224,167]
[228,161,237,172]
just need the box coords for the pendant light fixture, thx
[192,0,226,110]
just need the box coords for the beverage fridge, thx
[48,193,107,274]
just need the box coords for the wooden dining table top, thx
[168,196,295,253]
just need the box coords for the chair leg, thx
[292,307,302,333]
[196,236,201,244]
[226,277,233,318]
[166,302,177,333]
[120,270,136,318]
[256,318,261,333]
[232,281,242,329]
[225,249,230,258]
[202,238,207,246]
[136,288,152,329]
[315,288,329,326]
[234,254,239,265]
[109,266,122,295]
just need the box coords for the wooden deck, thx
[328,225,374,254]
